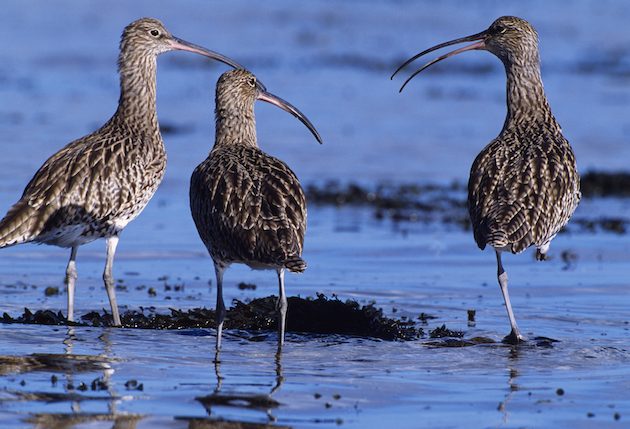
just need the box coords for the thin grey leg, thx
[276,268,288,347]
[214,263,226,350]
[496,250,526,343]
[65,246,78,322]
[103,236,121,326]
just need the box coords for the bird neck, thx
[115,52,160,132]
[502,60,558,130]
[214,101,258,148]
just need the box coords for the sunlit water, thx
[1,1,630,428]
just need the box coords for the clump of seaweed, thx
[228,294,421,341]
[429,324,464,339]
[1,294,422,341]
[580,171,630,198]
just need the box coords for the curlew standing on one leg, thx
[392,16,580,343]
[189,69,322,349]
[0,18,243,326]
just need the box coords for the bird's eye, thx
[150,29,160,37]
[248,77,256,88]
[495,25,507,34]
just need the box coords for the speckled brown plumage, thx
[468,109,580,257]
[191,144,306,272]
[394,16,580,343]
[0,117,166,249]
[190,69,321,349]
[466,18,580,258]
[0,18,242,326]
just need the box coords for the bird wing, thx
[190,146,306,267]
[11,127,165,236]
[468,128,579,253]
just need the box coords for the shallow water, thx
[0,204,629,428]
[1,1,630,428]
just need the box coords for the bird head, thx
[120,18,243,69]
[392,16,540,91]
[483,17,539,64]
[217,69,323,144]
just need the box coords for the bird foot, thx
[535,249,547,261]
[502,330,527,345]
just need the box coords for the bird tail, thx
[284,256,307,273]
[0,201,38,248]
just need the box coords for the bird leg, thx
[276,268,288,347]
[495,251,526,344]
[103,236,121,326]
[64,246,78,323]
[536,242,550,261]
[214,263,226,350]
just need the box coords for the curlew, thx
[392,16,580,343]
[189,69,322,349]
[0,18,243,326]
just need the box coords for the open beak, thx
[256,83,323,144]
[169,36,245,70]
[391,30,488,92]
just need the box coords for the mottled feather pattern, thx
[0,19,172,250]
[468,119,580,253]
[0,18,244,327]
[462,17,581,256]
[190,145,306,272]
[0,120,166,248]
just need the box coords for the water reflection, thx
[213,349,223,393]
[496,344,524,425]
[64,328,80,414]
[0,327,144,429]
[497,366,519,425]
[198,343,284,423]
[270,346,284,396]
[26,413,142,429]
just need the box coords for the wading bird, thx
[189,69,322,349]
[392,16,580,343]
[0,18,243,326]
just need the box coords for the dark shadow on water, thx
[0,352,110,376]
[25,413,143,429]
[175,417,291,429]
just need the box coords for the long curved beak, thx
[257,84,323,144]
[169,36,245,70]
[391,30,488,92]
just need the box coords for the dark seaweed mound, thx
[1,294,421,341]
[580,171,630,198]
